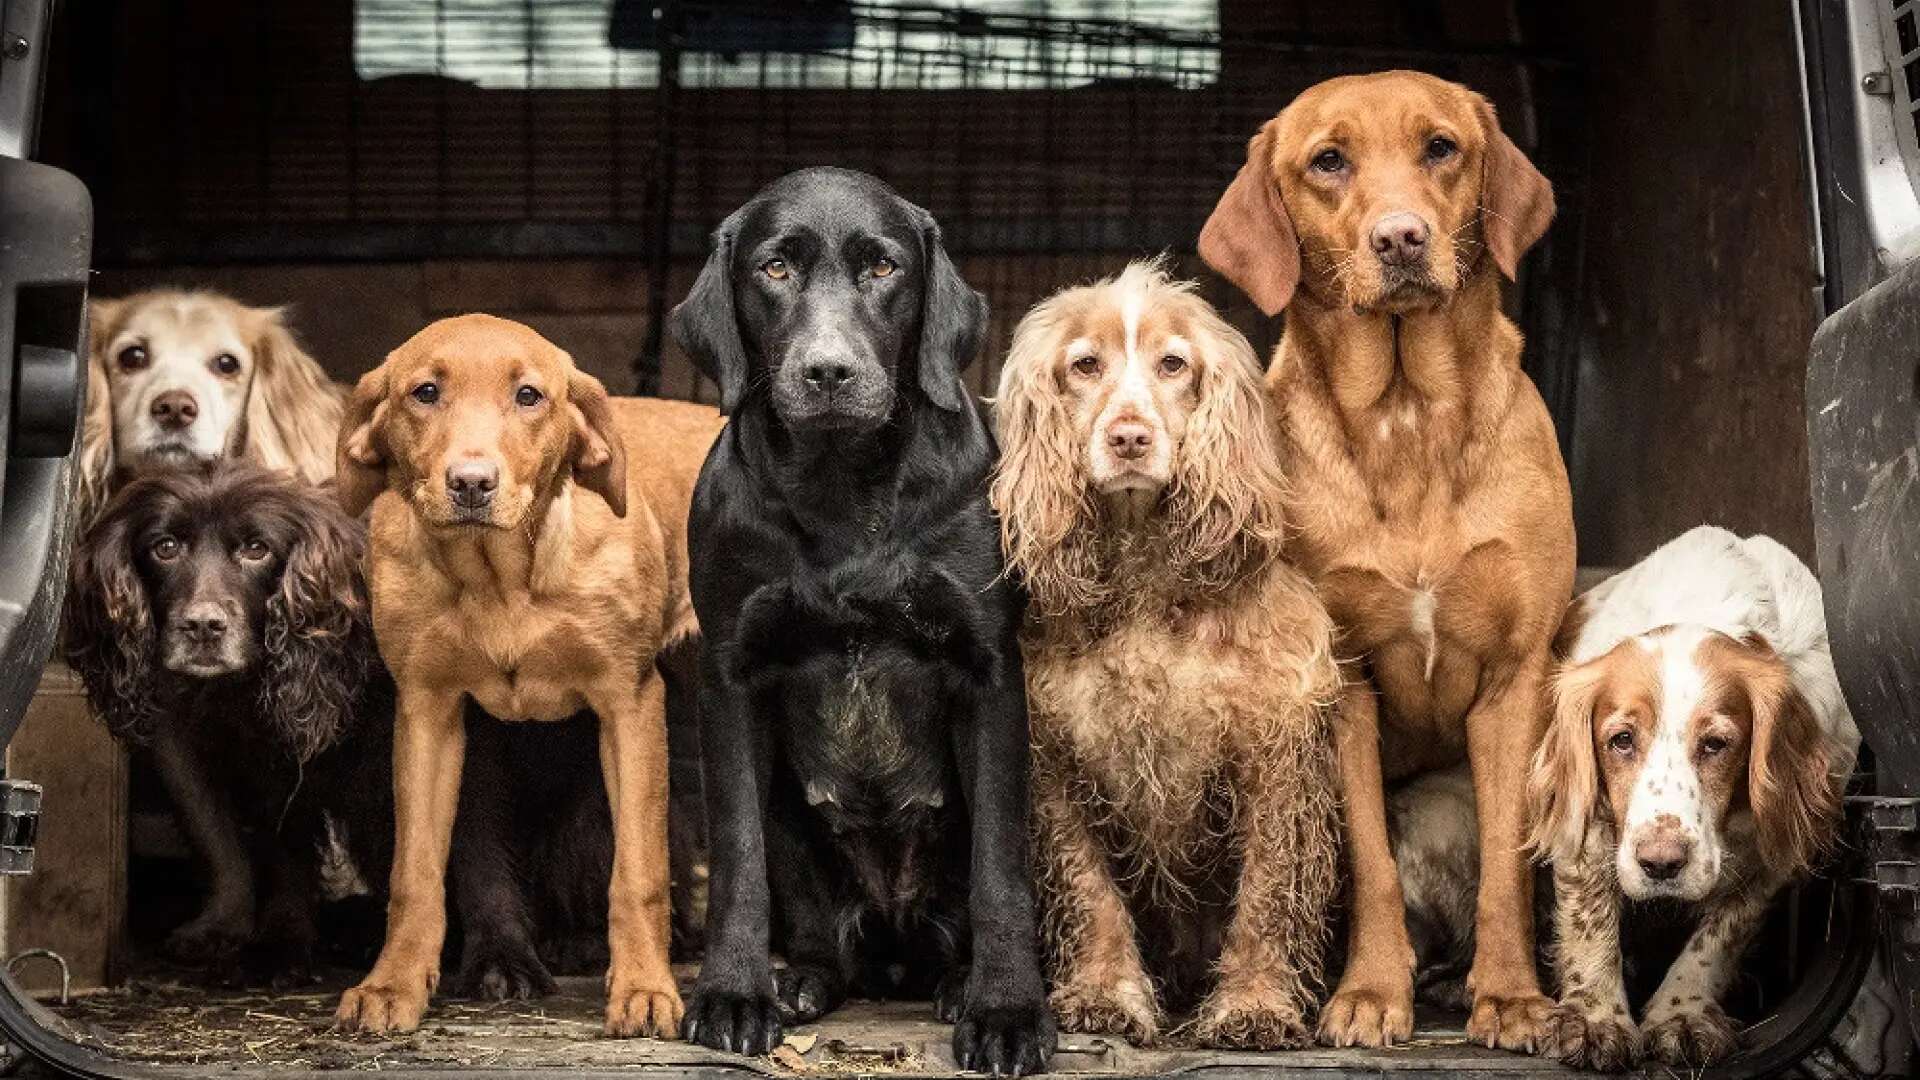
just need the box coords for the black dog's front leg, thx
[683,662,783,1056]
[950,661,1056,1076]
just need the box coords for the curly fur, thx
[991,263,1342,1049]
[64,500,164,741]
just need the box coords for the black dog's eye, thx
[237,538,271,562]
[761,258,790,281]
[151,536,183,561]
[411,381,440,405]
[117,344,150,371]
[870,257,897,279]
[1608,730,1635,755]
[1425,135,1458,163]
[1159,354,1187,376]
[213,352,241,376]
[515,385,543,408]
[1071,355,1100,376]
[1698,735,1730,758]
[1311,148,1346,174]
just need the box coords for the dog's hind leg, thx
[448,717,556,1002]
[150,726,256,959]
[1193,701,1340,1051]
[767,790,849,1024]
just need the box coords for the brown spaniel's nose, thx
[1107,422,1154,461]
[174,603,229,645]
[446,460,499,509]
[1370,212,1431,266]
[151,389,199,430]
[1634,834,1692,881]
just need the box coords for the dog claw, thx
[1540,1004,1642,1072]
[334,972,434,1034]
[683,986,783,1056]
[1642,1005,1738,1068]
[776,964,842,1025]
[1316,979,1413,1048]
[953,1001,1055,1076]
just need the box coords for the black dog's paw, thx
[775,964,843,1025]
[451,939,559,1002]
[541,929,610,976]
[164,916,251,962]
[683,984,784,1056]
[953,1001,1056,1076]
[934,967,969,1023]
[234,936,316,991]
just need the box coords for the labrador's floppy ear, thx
[336,365,391,518]
[670,219,751,414]
[1475,95,1555,280]
[566,367,628,518]
[915,215,987,413]
[1199,123,1300,317]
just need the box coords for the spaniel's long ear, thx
[1166,293,1286,591]
[1475,95,1555,281]
[336,365,391,518]
[63,498,161,742]
[1199,123,1300,317]
[261,492,371,763]
[566,367,628,518]
[1744,636,1841,878]
[670,221,751,414]
[75,296,123,526]
[244,306,344,486]
[915,216,987,413]
[1526,658,1605,865]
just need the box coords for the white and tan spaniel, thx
[1529,526,1859,1071]
[79,290,342,522]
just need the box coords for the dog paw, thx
[334,967,436,1034]
[1191,991,1311,1050]
[165,915,251,962]
[1049,979,1159,1044]
[776,964,843,1025]
[1540,1005,1641,1072]
[452,943,559,1003]
[1316,977,1414,1048]
[953,1000,1056,1076]
[1642,1004,1738,1068]
[606,965,685,1039]
[683,984,783,1056]
[934,967,969,1023]
[1466,989,1554,1052]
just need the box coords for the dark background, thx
[34,0,1822,568]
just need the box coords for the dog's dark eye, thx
[1698,735,1730,758]
[1425,135,1458,163]
[213,352,241,376]
[515,385,543,408]
[1159,354,1187,376]
[761,259,790,281]
[870,257,896,279]
[1310,148,1346,174]
[237,538,271,562]
[411,381,440,405]
[150,536,183,561]
[1607,731,1635,755]
[1071,355,1100,376]
[117,344,150,371]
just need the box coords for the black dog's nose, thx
[151,389,199,430]
[175,605,229,644]
[447,460,499,509]
[803,361,854,393]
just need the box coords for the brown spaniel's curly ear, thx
[915,215,987,413]
[260,493,372,763]
[1527,658,1606,865]
[244,306,344,488]
[670,215,751,414]
[1742,637,1841,878]
[63,496,162,742]
[336,365,391,518]
[567,368,628,518]
[1199,123,1299,317]
[1474,95,1555,280]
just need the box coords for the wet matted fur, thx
[992,263,1342,1049]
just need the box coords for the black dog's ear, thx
[670,224,751,414]
[260,497,372,763]
[917,218,987,413]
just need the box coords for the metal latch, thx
[0,781,42,875]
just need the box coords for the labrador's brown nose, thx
[151,389,199,430]
[1370,211,1431,267]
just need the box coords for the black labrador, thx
[671,167,1053,1075]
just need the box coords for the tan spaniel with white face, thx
[1528,526,1858,1071]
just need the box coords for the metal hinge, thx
[0,781,42,875]
[1854,796,1920,911]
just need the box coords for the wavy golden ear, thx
[336,365,391,518]
[1742,637,1840,877]
[76,295,124,525]
[1199,123,1300,317]
[1475,95,1555,280]
[567,368,627,518]
[244,306,343,486]
[1527,658,1605,864]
